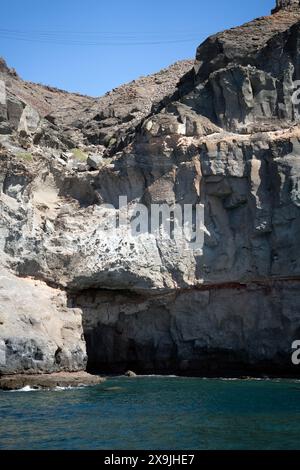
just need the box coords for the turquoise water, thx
[0,376,300,450]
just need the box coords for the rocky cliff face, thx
[273,1,300,14]
[1,4,300,377]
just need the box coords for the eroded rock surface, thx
[0,371,104,390]
[1,3,300,377]
[0,268,86,375]
[75,282,300,375]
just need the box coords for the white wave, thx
[54,385,87,391]
[115,374,179,379]
[10,385,40,392]
[219,378,241,381]
[135,374,178,378]
[9,384,88,393]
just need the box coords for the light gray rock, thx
[125,370,137,377]
[87,154,104,170]
[273,0,300,14]
[0,80,7,122]
[0,268,87,375]
[18,105,40,136]
[6,95,24,129]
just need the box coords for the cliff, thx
[1,3,300,379]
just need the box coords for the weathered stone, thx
[6,95,24,129]
[18,105,40,136]
[87,153,104,170]
[0,269,87,375]
[0,123,12,135]
[0,372,105,391]
[0,3,300,378]
[272,0,300,14]
[0,80,7,122]
[79,283,300,375]
[125,370,137,377]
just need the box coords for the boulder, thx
[0,123,12,135]
[87,154,104,170]
[125,371,137,377]
[18,105,40,136]
[6,95,24,129]
[0,80,7,122]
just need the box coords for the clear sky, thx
[1,0,274,97]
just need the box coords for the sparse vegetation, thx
[17,152,33,162]
[108,137,117,147]
[71,148,88,161]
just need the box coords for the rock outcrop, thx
[0,371,104,391]
[272,0,300,14]
[0,57,194,380]
[0,268,86,375]
[1,2,300,379]
[0,58,193,153]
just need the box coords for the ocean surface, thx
[0,376,300,450]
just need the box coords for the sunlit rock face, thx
[273,0,300,14]
[1,3,300,376]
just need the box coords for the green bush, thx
[17,152,33,162]
[71,148,88,161]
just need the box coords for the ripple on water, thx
[1,376,300,450]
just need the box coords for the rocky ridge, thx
[0,58,193,154]
[1,2,300,382]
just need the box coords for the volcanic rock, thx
[1,2,300,377]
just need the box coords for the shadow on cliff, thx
[66,138,300,378]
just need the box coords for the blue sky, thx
[1,0,274,96]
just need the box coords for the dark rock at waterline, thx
[0,372,105,391]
